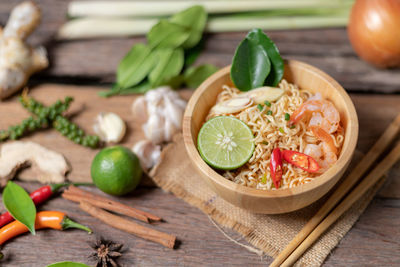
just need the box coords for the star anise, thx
[89,237,123,267]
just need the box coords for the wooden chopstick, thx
[281,141,400,266]
[270,114,400,267]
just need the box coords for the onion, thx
[348,0,400,68]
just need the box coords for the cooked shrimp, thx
[310,126,337,155]
[304,142,337,172]
[289,98,340,133]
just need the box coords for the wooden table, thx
[1,1,400,266]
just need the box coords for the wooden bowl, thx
[183,60,358,214]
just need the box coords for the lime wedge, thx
[197,116,255,170]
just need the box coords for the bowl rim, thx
[183,59,359,199]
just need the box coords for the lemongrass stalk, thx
[68,0,354,18]
[207,14,350,32]
[57,14,349,40]
[58,18,157,39]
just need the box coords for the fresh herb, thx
[231,29,284,91]
[116,44,156,89]
[149,48,184,87]
[89,237,123,267]
[147,20,190,49]
[230,31,271,91]
[279,127,285,133]
[169,5,208,49]
[290,124,296,129]
[47,262,90,267]
[184,64,219,89]
[102,5,217,97]
[257,104,264,111]
[267,110,273,115]
[264,100,271,107]
[262,141,269,145]
[3,181,36,235]
[285,113,290,121]
[261,173,267,184]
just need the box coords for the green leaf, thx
[117,43,156,88]
[46,261,90,267]
[118,81,152,95]
[184,64,219,89]
[250,29,284,86]
[184,39,204,67]
[165,75,184,89]
[147,20,190,49]
[149,48,184,87]
[170,5,207,49]
[99,81,152,97]
[3,181,36,235]
[231,33,271,91]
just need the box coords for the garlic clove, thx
[132,140,161,170]
[131,96,148,123]
[163,118,178,142]
[143,114,164,145]
[173,97,187,110]
[93,112,126,143]
[241,86,284,104]
[210,96,253,115]
[163,94,183,128]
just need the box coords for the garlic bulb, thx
[132,140,161,170]
[93,112,126,143]
[131,86,186,144]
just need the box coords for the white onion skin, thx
[348,0,400,68]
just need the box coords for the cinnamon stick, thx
[79,201,176,249]
[64,185,162,222]
[62,191,149,223]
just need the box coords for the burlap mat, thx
[150,134,384,266]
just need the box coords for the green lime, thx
[197,116,255,170]
[91,146,142,196]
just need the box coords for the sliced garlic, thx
[242,86,284,104]
[93,112,126,143]
[210,96,253,115]
[132,140,161,170]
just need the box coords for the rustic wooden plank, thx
[0,84,191,184]
[0,85,399,266]
[0,182,268,267]
[1,182,399,267]
[324,197,400,267]
[1,0,400,92]
[1,1,400,266]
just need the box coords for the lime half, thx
[197,116,255,170]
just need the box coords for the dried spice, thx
[89,237,123,267]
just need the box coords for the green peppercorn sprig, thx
[1,92,101,149]
[19,94,100,148]
[53,115,100,148]
[0,116,49,141]
[0,95,71,142]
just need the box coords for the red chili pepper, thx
[270,148,283,189]
[282,150,320,173]
[0,183,67,228]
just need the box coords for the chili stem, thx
[61,217,92,233]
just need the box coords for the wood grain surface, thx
[1,0,400,93]
[0,0,400,266]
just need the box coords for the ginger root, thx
[0,141,70,186]
[0,1,48,100]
